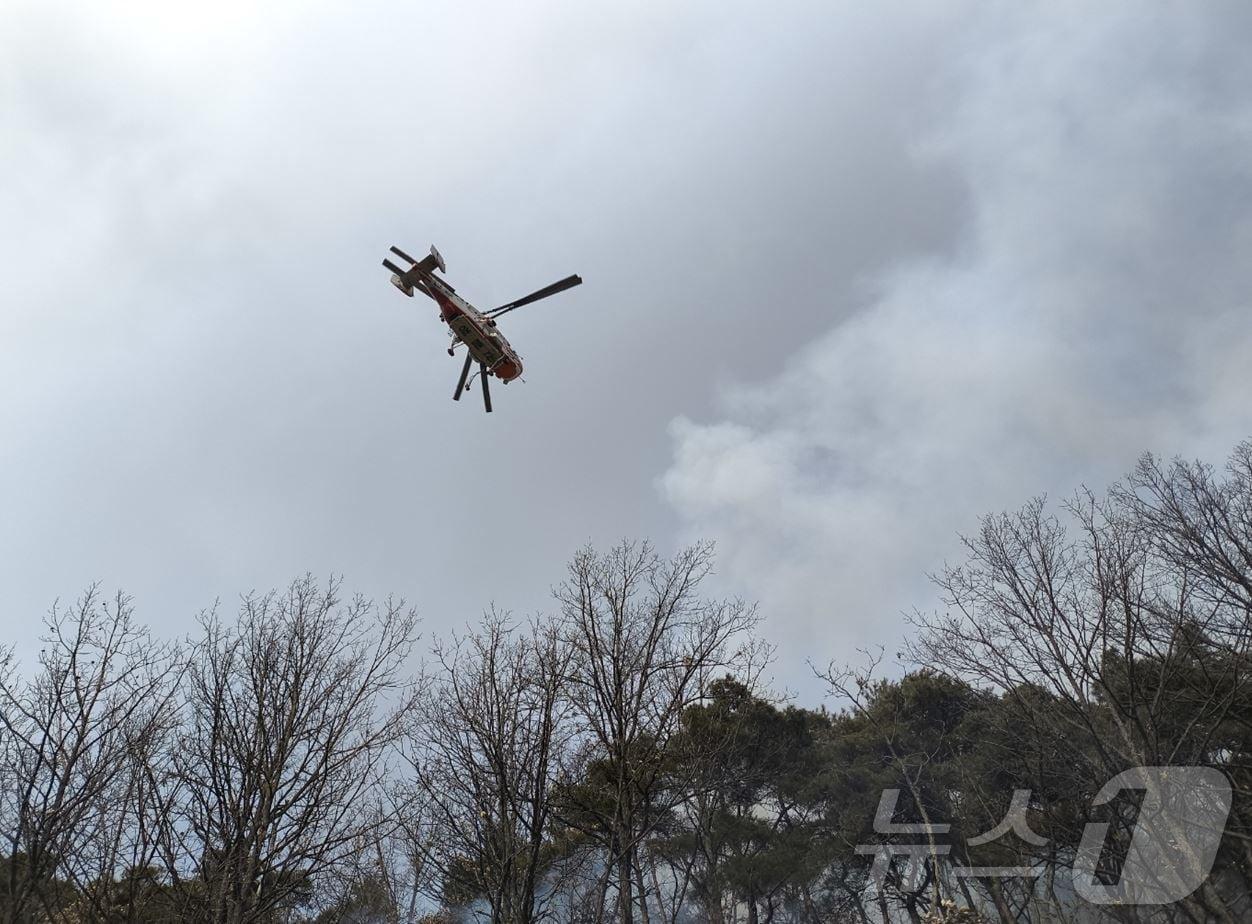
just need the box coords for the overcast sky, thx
[4,2,1252,701]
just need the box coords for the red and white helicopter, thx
[382,244,582,413]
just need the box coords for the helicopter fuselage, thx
[424,275,523,383]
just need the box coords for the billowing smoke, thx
[662,6,1252,694]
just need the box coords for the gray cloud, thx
[4,4,1248,701]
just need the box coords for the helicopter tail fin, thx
[389,244,445,275]
[382,258,415,297]
[383,244,447,297]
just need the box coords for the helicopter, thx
[382,244,582,413]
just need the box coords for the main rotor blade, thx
[480,364,493,413]
[453,353,473,401]
[486,274,582,318]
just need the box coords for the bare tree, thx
[406,611,575,924]
[0,587,177,924]
[909,460,1251,924]
[157,576,419,924]
[555,541,762,924]
[325,794,432,924]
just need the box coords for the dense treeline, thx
[2,445,1251,924]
